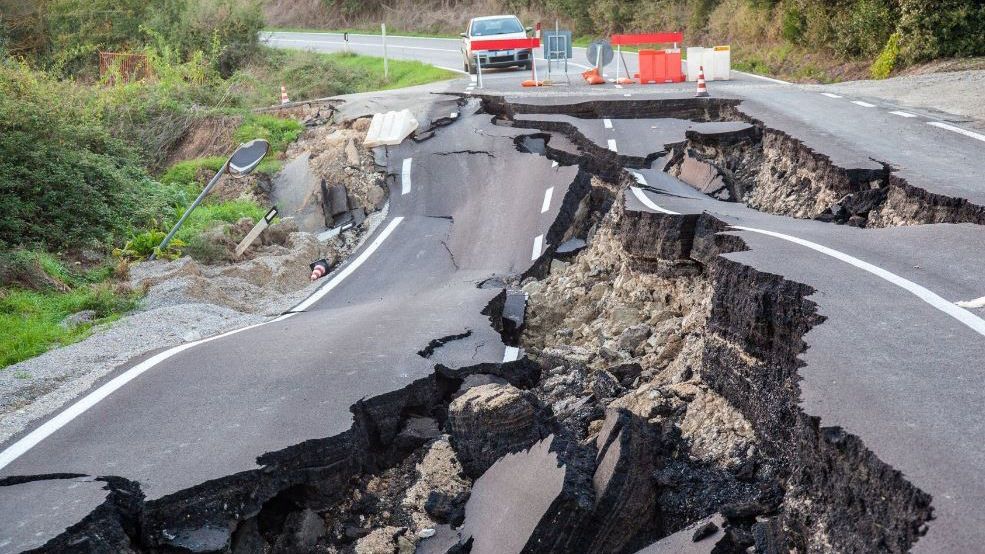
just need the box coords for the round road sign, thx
[586,40,614,67]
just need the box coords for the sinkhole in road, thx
[17,96,936,554]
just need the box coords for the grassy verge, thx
[0,252,139,369]
[235,48,458,106]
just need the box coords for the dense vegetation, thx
[271,0,985,80]
[0,0,454,367]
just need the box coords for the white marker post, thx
[381,24,389,81]
[234,207,278,258]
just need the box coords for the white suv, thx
[461,15,532,74]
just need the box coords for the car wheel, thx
[466,58,477,75]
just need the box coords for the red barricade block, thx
[636,49,684,84]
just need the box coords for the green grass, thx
[329,52,459,90]
[0,252,140,369]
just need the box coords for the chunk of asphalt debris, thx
[502,289,528,344]
[447,382,543,477]
[555,238,587,259]
[327,183,349,216]
[692,520,719,542]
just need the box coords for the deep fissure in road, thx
[14,97,936,553]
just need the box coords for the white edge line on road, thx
[435,65,468,75]
[603,118,613,129]
[401,158,412,195]
[851,100,876,108]
[629,185,680,215]
[607,139,618,152]
[732,226,985,338]
[733,71,791,85]
[532,234,544,261]
[293,217,404,312]
[502,346,520,362]
[627,185,985,336]
[889,110,917,118]
[541,187,554,214]
[956,296,985,309]
[0,216,406,470]
[927,121,985,143]
[268,31,461,42]
[820,92,842,98]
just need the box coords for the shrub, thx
[0,62,159,250]
[870,32,900,79]
[834,0,897,59]
[897,0,985,65]
[781,4,805,44]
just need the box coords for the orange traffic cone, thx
[280,85,290,105]
[695,67,709,97]
[309,259,329,281]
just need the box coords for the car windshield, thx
[471,18,523,36]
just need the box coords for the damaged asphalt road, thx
[2,85,985,552]
[0,98,578,552]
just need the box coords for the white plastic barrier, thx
[686,46,731,81]
[364,109,419,147]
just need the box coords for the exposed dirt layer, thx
[11,97,935,554]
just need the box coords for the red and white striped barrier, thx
[468,37,542,88]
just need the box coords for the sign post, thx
[381,24,389,80]
[235,207,278,258]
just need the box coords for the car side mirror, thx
[525,26,532,33]
[460,32,467,38]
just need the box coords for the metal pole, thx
[381,24,389,80]
[477,54,483,89]
[150,164,228,260]
[616,44,622,82]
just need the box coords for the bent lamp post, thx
[150,139,270,260]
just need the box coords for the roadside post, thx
[344,32,350,55]
[234,207,278,258]
[151,139,270,260]
[381,24,389,80]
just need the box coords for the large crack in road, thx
[7,94,982,553]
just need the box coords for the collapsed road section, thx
[8,94,985,553]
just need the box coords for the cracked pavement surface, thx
[1,33,984,553]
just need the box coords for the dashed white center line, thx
[502,346,520,362]
[890,110,917,118]
[541,187,554,213]
[928,121,985,143]
[821,92,842,98]
[607,139,618,152]
[401,158,412,195]
[531,234,544,260]
[603,118,613,129]
[852,100,876,108]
